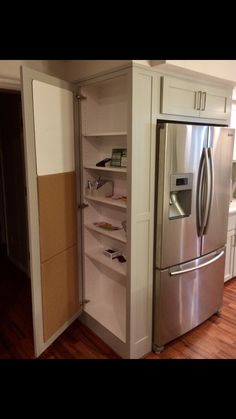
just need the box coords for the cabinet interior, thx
[80,75,128,342]
[81,76,128,135]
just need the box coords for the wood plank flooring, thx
[2,252,236,359]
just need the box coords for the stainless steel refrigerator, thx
[153,121,234,353]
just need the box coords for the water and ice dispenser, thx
[169,173,193,219]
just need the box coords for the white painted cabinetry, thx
[21,64,156,359]
[78,66,156,358]
[161,75,232,122]
[225,212,236,282]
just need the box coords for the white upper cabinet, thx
[161,75,232,122]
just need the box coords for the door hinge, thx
[78,203,89,210]
[75,94,87,101]
[81,299,90,309]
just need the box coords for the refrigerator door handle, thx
[197,152,205,234]
[203,147,214,235]
[169,250,224,276]
[198,148,210,237]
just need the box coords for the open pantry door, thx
[20,67,82,357]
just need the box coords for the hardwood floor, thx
[1,251,236,359]
[0,254,119,359]
[0,252,34,358]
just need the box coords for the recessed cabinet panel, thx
[161,76,199,117]
[200,85,229,120]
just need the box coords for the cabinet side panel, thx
[130,69,156,358]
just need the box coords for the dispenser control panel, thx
[170,173,193,191]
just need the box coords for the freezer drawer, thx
[153,248,225,349]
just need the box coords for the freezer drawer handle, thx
[169,250,224,276]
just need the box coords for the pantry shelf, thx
[85,195,127,209]
[83,131,127,137]
[84,165,127,173]
[85,223,127,244]
[85,249,126,277]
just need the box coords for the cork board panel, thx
[41,245,79,341]
[38,172,77,262]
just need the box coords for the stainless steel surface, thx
[153,248,225,347]
[156,123,207,269]
[202,127,234,255]
[153,121,235,350]
[169,249,224,276]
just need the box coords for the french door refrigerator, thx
[153,121,234,352]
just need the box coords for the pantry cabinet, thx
[21,64,156,359]
[161,75,232,123]
[78,68,156,358]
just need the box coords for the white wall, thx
[63,60,236,86]
[0,60,66,88]
[1,60,236,87]
[63,60,131,81]
[63,60,152,81]
[151,60,236,84]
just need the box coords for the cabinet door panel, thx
[21,67,81,357]
[199,85,231,121]
[161,76,199,117]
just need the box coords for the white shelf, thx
[85,195,127,209]
[84,165,127,173]
[83,131,127,137]
[85,223,127,244]
[85,249,126,277]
